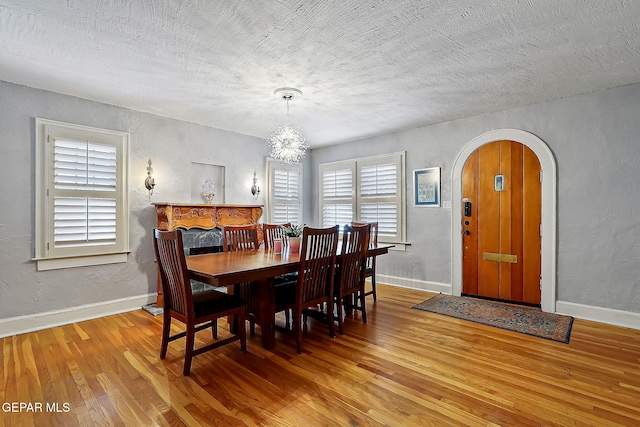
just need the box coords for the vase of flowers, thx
[281,224,304,253]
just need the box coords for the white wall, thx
[310,83,640,316]
[0,81,268,323]
[2,78,639,333]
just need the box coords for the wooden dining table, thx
[186,244,393,350]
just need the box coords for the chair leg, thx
[237,311,247,353]
[183,323,196,376]
[360,290,368,324]
[327,299,335,338]
[336,296,344,335]
[160,312,171,359]
[211,319,218,339]
[285,309,291,330]
[294,310,303,354]
[249,318,256,336]
[371,273,377,302]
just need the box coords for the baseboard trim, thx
[0,293,156,338]
[376,274,452,294]
[375,276,640,331]
[555,300,640,330]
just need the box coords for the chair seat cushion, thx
[365,267,373,276]
[274,280,297,307]
[193,289,246,317]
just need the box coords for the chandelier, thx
[267,88,309,164]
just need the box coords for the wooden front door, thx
[461,140,542,305]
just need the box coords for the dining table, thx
[186,243,393,350]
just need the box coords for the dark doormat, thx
[412,294,573,343]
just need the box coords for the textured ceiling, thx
[1,0,640,147]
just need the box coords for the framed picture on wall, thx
[413,167,440,207]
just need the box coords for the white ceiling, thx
[1,1,640,147]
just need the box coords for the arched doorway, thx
[451,129,557,313]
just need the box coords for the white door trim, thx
[451,129,557,313]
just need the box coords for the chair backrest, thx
[222,224,259,252]
[352,221,378,246]
[337,224,370,293]
[262,223,291,249]
[352,221,378,267]
[296,226,339,306]
[153,229,192,316]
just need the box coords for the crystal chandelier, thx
[267,88,309,164]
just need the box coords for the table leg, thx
[256,278,276,350]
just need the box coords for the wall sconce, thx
[145,159,156,198]
[251,172,260,200]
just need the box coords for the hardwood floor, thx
[2,284,640,426]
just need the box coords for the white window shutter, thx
[268,160,302,225]
[320,165,354,228]
[36,119,130,269]
[320,153,404,244]
[359,162,399,238]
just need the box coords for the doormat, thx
[412,294,573,343]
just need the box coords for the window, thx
[320,152,405,245]
[266,158,302,225]
[35,119,130,270]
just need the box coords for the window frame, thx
[34,118,130,271]
[266,158,303,225]
[319,152,406,247]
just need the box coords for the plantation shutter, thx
[319,152,404,245]
[358,162,399,238]
[321,165,354,228]
[52,139,118,247]
[272,167,300,224]
[36,119,129,270]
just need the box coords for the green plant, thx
[281,224,305,237]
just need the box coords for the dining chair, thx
[222,224,259,252]
[334,223,370,334]
[262,222,294,327]
[352,221,379,301]
[153,229,247,376]
[262,222,291,249]
[222,223,259,335]
[275,225,339,353]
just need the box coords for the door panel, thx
[523,147,542,304]
[461,151,478,295]
[476,142,500,299]
[462,140,541,305]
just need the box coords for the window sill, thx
[381,241,410,252]
[33,252,129,271]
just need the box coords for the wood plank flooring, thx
[2,284,640,426]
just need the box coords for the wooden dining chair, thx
[334,223,370,334]
[222,224,259,252]
[222,223,259,334]
[153,229,247,376]
[262,222,291,249]
[352,221,379,301]
[275,225,339,353]
[262,222,294,326]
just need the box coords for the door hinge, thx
[540,223,543,236]
[540,170,543,182]
[47,242,50,251]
